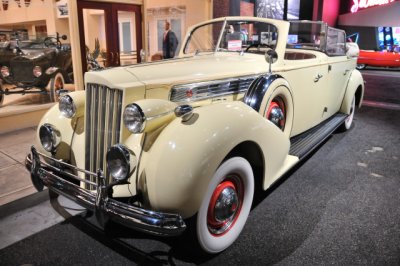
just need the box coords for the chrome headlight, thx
[59,95,76,118]
[39,124,61,152]
[33,66,42,77]
[123,103,146,134]
[1,66,10,77]
[106,144,136,181]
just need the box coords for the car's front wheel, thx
[195,157,254,253]
[48,72,65,102]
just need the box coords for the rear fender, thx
[139,101,290,218]
[340,69,364,114]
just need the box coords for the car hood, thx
[125,53,268,88]
[17,48,55,60]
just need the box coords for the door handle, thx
[344,69,350,75]
[314,73,323,82]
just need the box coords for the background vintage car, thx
[26,17,364,253]
[0,34,73,105]
[357,48,400,69]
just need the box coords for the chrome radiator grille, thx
[11,60,34,82]
[170,76,256,102]
[85,83,123,189]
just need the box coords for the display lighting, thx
[351,0,396,13]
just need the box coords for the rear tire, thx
[339,96,355,131]
[195,157,254,253]
[48,72,65,102]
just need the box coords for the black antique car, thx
[0,33,73,106]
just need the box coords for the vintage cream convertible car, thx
[26,17,364,253]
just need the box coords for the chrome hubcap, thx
[214,186,239,223]
[269,106,284,128]
[207,176,243,236]
[267,99,285,130]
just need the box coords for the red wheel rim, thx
[207,175,244,236]
[266,98,285,130]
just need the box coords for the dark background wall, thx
[340,25,379,50]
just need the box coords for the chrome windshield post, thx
[215,18,227,53]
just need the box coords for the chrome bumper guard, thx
[25,146,186,236]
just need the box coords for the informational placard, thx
[228,40,242,51]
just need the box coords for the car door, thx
[324,28,350,117]
[282,55,329,137]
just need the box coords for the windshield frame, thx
[183,18,280,55]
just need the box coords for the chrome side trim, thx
[243,74,282,112]
[170,75,258,103]
[26,146,186,236]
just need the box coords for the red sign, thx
[351,0,396,13]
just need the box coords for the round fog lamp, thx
[33,66,42,77]
[123,103,146,133]
[39,124,61,152]
[59,95,76,118]
[1,66,10,77]
[106,144,136,181]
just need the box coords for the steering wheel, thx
[245,43,273,52]
[44,37,57,48]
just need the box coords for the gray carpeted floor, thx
[0,105,399,266]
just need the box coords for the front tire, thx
[48,72,65,102]
[196,157,254,253]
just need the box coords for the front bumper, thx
[25,146,186,236]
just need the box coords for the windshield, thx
[287,21,325,51]
[287,21,346,56]
[184,20,278,55]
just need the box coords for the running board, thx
[289,113,347,159]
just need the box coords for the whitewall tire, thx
[340,96,355,131]
[196,157,254,253]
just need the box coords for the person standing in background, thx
[162,21,178,59]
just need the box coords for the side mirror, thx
[265,49,278,73]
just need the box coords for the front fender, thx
[140,101,290,218]
[340,69,364,114]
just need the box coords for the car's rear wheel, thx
[48,72,65,102]
[339,96,355,131]
[266,96,286,130]
[195,157,254,253]
[356,64,366,70]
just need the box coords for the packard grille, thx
[85,83,123,189]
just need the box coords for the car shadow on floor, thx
[48,129,352,265]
